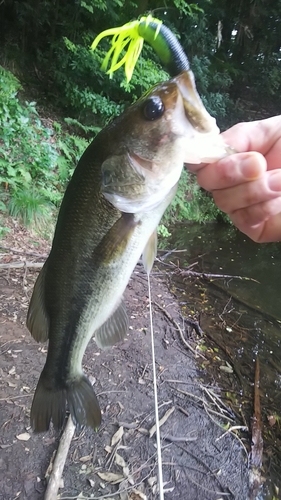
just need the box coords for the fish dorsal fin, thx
[142,229,158,274]
[95,300,129,350]
[26,263,50,342]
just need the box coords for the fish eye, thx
[142,96,165,121]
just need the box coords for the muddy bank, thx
[0,253,249,500]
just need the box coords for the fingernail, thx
[239,155,263,180]
[268,171,281,192]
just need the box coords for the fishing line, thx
[147,272,165,500]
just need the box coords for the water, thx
[168,222,281,321]
[164,222,281,498]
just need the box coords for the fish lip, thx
[174,71,219,134]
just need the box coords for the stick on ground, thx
[153,301,205,359]
[44,416,76,500]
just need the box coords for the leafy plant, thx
[0,66,59,192]
[163,169,229,227]
[0,223,10,238]
[8,188,53,228]
[0,67,90,229]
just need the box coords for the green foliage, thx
[163,169,229,226]
[0,66,58,193]
[173,1,204,17]
[0,222,10,239]
[0,0,280,232]
[0,66,89,228]
[157,224,171,238]
[51,36,169,123]
[249,52,281,103]
[191,56,233,125]
[64,117,101,136]
[8,189,53,228]
[56,133,89,185]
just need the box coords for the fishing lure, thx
[91,14,190,81]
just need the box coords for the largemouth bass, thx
[27,71,229,432]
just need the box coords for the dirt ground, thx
[0,222,249,500]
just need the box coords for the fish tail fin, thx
[31,373,101,432]
[66,375,102,430]
[30,373,67,432]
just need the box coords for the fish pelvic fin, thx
[142,229,157,274]
[95,299,128,349]
[31,372,101,432]
[26,262,49,342]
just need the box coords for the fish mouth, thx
[174,71,219,134]
[171,71,231,164]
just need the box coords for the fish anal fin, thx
[26,263,50,342]
[142,229,158,274]
[95,300,128,349]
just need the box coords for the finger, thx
[212,170,281,214]
[221,116,281,156]
[230,196,281,227]
[230,211,281,243]
[197,152,266,191]
[263,134,281,171]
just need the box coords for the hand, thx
[194,116,281,242]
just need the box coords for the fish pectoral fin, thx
[95,299,129,349]
[26,262,50,342]
[97,212,138,264]
[142,229,158,274]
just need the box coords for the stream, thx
[164,222,281,499]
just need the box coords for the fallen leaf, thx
[97,472,124,484]
[79,455,92,462]
[219,365,233,373]
[120,492,129,500]
[148,476,157,487]
[163,486,174,493]
[149,407,175,438]
[16,432,30,441]
[130,490,147,500]
[267,415,276,427]
[127,474,134,485]
[8,381,17,387]
[115,453,127,468]
[111,426,124,447]
[122,465,129,478]
[87,478,95,487]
